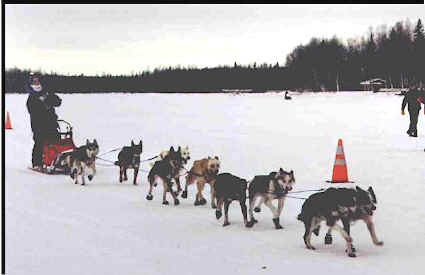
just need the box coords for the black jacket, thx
[402,89,422,112]
[26,94,49,135]
[26,92,61,140]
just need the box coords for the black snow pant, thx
[408,109,420,136]
[32,132,45,167]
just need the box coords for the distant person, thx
[401,83,422,137]
[26,73,62,169]
[417,82,425,151]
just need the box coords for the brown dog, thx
[182,156,220,208]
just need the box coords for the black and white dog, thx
[64,139,99,185]
[146,146,184,205]
[297,186,383,257]
[246,168,296,229]
[115,140,143,185]
[214,173,248,227]
[152,145,190,194]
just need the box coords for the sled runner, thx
[29,120,76,175]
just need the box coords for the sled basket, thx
[41,119,76,174]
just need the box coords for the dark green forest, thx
[4,19,424,93]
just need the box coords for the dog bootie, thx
[215,210,222,220]
[199,198,207,205]
[254,207,261,213]
[325,233,333,244]
[181,191,188,198]
[162,201,169,205]
[146,194,153,201]
[272,217,283,229]
[174,199,180,206]
[345,244,356,253]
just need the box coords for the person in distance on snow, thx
[401,83,422,137]
[26,73,62,169]
[416,82,425,151]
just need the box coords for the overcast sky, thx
[5,4,425,76]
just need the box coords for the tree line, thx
[285,19,425,91]
[4,18,424,93]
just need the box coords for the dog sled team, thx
[25,73,384,258]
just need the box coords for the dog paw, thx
[211,204,217,209]
[199,198,207,205]
[174,199,180,206]
[375,241,384,246]
[347,252,356,258]
[254,207,261,213]
[181,191,188,198]
[275,224,283,230]
[215,210,222,220]
[146,194,153,201]
[194,200,201,206]
[223,222,230,227]
[88,175,93,181]
[162,201,169,205]
[246,221,255,228]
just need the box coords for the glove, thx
[401,110,405,115]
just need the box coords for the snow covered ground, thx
[4,92,425,275]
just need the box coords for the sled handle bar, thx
[57,119,72,128]
[57,119,73,132]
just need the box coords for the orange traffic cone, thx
[327,139,353,183]
[5,111,12,130]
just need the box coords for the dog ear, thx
[214,156,219,160]
[94,139,98,146]
[131,140,135,146]
[290,170,294,175]
[139,140,143,150]
[279,167,284,173]
[177,146,181,152]
[86,139,89,146]
[368,186,377,203]
[170,146,175,153]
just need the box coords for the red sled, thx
[34,120,77,175]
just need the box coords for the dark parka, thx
[401,89,422,112]
[26,83,61,142]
